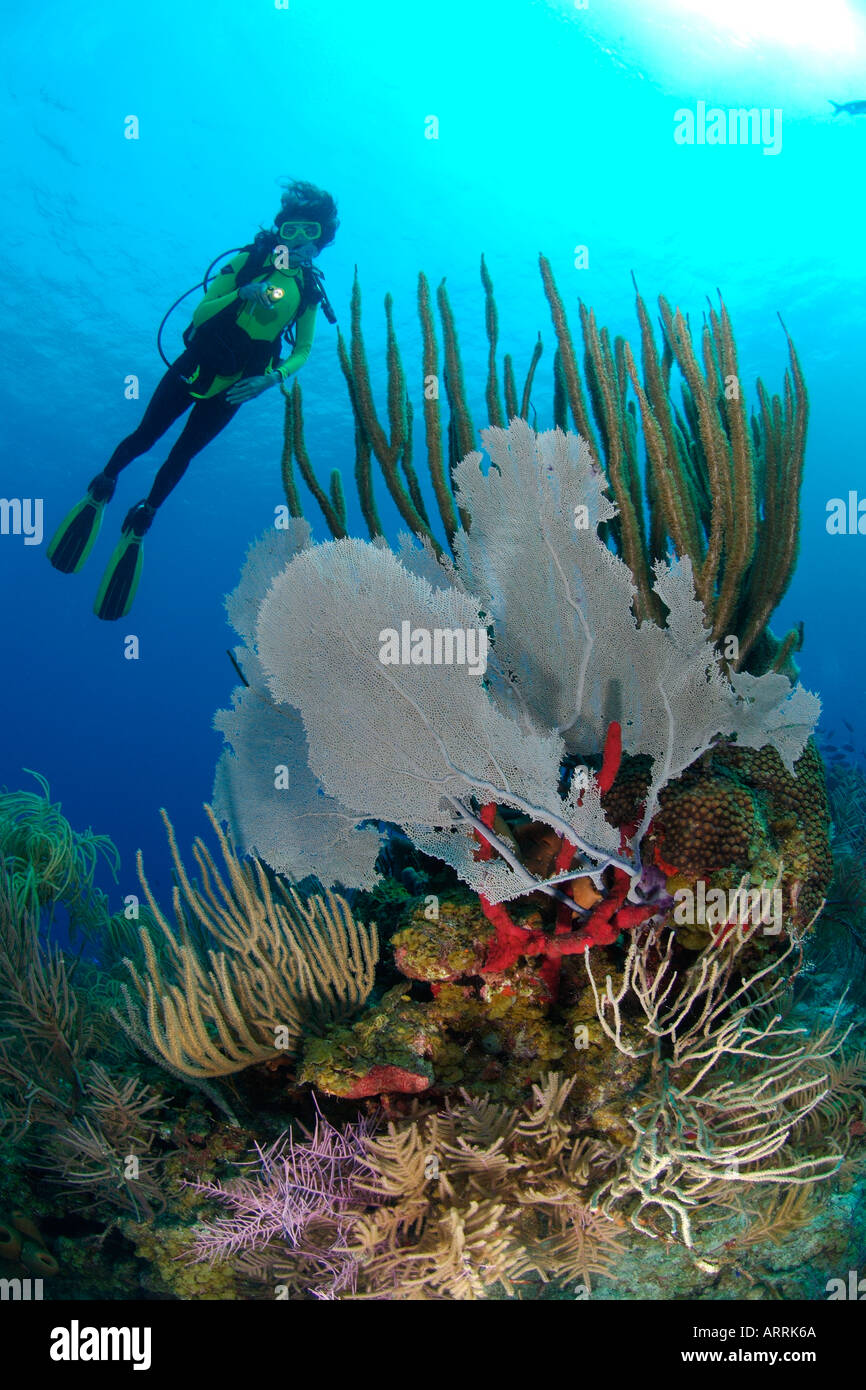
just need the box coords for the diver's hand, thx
[237,283,276,311]
[226,375,274,404]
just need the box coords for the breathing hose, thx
[155,247,244,368]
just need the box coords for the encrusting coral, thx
[607,738,833,943]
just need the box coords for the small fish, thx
[843,719,854,732]
[843,743,855,752]
[829,99,866,116]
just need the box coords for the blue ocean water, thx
[2,0,865,905]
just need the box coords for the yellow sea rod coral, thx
[119,805,379,1078]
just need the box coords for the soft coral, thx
[474,723,656,990]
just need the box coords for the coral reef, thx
[216,422,819,925]
[5,768,855,1302]
[5,260,865,1304]
[187,1076,628,1300]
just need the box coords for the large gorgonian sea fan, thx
[214,421,819,905]
[213,522,385,888]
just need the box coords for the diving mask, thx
[279,219,321,247]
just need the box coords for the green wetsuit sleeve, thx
[190,253,248,328]
[275,303,318,380]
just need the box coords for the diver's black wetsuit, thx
[103,349,240,508]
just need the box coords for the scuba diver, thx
[47,179,339,620]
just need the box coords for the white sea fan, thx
[226,519,312,651]
[213,520,383,889]
[255,540,577,831]
[214,691,383,889]
[214,421,820,900]
[450,421,820,844]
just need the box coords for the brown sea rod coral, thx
[282,258,807,676]
[0,858,96,1137]
[0,821,172,1228]
[40,1065,167,1221]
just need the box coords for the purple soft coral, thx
[186,1106,380,1298]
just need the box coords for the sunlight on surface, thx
[665,0,860,52]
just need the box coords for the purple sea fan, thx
[185,1107,381,1297]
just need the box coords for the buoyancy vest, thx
[180,241,327,393]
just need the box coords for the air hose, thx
[155,247,244,368]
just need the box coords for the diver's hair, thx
[274,178,339,250]
[237,180,339,286]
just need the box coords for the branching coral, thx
[0,859,94,1138]
[188,1075,625,1300]
[349,1074,624,1299]
[40,1064,168,1221]
[540,261,807,671]
[118,805,379,1078]
[0,850,171,1227]
[280,257,806,676]
[584,910,845,1246]
[187,1109,380,1298]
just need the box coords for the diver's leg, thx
[92,392,240,619]
[96,361,195,494]
[139,393,241,516]
[49,365,191,572]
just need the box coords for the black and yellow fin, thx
[46,495,105,574]
[93,532,145,621]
